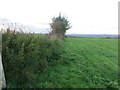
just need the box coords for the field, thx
[7,37,118,88]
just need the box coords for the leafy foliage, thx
[2,30,63,86]
[50,13,71,36]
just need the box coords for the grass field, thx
[7,37,118,88]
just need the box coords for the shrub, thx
[2,30,63,86]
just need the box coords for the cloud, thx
[0,17,12,24]
[0,17,50,33]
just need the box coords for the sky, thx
[0,0,119,34]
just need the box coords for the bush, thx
[2,30,63,86]
[50,13,71,36]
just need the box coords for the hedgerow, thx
[2,29,63,86]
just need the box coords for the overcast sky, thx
[0,0,119,34]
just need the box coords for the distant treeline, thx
[65,34,120,38]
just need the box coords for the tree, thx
[50,13,71,36]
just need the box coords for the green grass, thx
[8,37,118,88]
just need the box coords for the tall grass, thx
[2,28,63,86]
